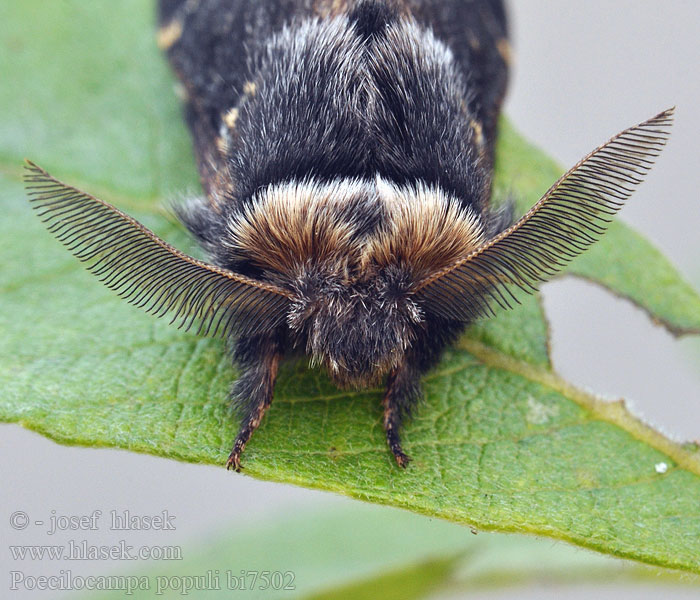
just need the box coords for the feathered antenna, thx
[414,108,675,321]
[23,161,292,338]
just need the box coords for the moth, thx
[25,0,673,471]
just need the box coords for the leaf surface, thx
[2,0,700,574]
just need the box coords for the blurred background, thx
[2,1,699,598]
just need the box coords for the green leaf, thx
[83,504,697,600]
[494,120,700,336]
[2,0,700,576]
[0,0,197,204]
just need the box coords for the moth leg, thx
[383,359,422,469]
[226,335,283,472]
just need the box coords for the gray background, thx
[2,1,699,598]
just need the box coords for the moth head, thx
[234,177,485,386]
[287,260,423,386]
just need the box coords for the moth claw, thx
[393,449,411,469]
[226,451,242,472]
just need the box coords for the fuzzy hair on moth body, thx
[26,0,673,470]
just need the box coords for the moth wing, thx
[157,0,317,208]
[413,108,675,321]
[23,161,291,338]
[157,0,304,114]
[409,0,509,162]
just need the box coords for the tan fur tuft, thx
[368,178,485,281]
[225,180,369,279]
[226,177,485,288]
[313,0,350,18]
[157,19,183,50]
[497,38,512,65]
[223,107,240,129]
[469,119,485,147]
[313,0,411,19]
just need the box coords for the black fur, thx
[159,0,510,468]
[349,0,398,39]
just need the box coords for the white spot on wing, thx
[223,107,240,129]
[157,20,183,50]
